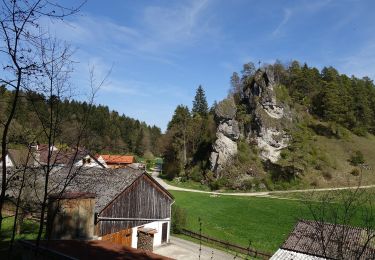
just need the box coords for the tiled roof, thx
[270,249,325,260]
[4,167,144,213]
[280,220,375,260]
[7,149,37,167]
[37,147,88,166]
[100,154,135,164]
[49,167,144,212]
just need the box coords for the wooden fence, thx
[181,229,272,259]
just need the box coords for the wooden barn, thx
[48,167,174,250]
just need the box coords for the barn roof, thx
[7,149,37,167]
[4,167,173,213]
[49,167,145,212]
[99,154,135,164]
[38,147,105,167]
[280,219,375,260]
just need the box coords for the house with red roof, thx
[98,154,136,169]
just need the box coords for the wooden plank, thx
[98,176,173,236]
[102,228,132,247]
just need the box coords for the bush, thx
[188,165,204,182]
[350,168,360,176]
[349,151,365,166]
[322,171,332,180]
[171,204,187,234]
[209,178,228,190]
[241,179,253,190]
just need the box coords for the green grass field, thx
[171,190,373,254]
[164,178,211,191]
[0,216,40,254]
[172,191,310,253]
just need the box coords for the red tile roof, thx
[100,155,135,164]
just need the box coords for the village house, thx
[37,145,106,168]
[47,167,174,251]
[270,220,375,260]
[98,154,136,169]
[0,149,35,168]
[1,144,106,169]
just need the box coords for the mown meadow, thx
[171,189,374,253]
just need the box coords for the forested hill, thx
[162,61,375,190]
[0,86,162,156]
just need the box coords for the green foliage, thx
[274,84,292,105]
[171,204,187,234]
[0,88,162,156]
[209,178,229,190]
[192,85,208,116]
[349,150,365,166]
[188,165,204,182]
[164,97,216,181]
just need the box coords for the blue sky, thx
[50,0,375,131]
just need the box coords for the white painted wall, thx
[0,154,14,168]
[74,155,104,168]
[96,156,108,168]
[131,219,171,249]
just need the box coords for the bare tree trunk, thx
[0,0,84,233]
[0,73,21,231]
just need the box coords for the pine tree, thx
[192,85,208,116]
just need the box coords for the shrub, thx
[350,168,360,176]
[322,171,332,180]
[209,178,228,190]
[241,179,253,190]
[171,204,187,234]
[349,151,365,166]
[188,165,204,182]
[352,127,367,137]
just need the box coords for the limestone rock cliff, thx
[210,69,292,175]
[209,97,240,174]
[243,69,291,163]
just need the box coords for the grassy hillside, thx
[298,130,375,188]
[172,190,373,253]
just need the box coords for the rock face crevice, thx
[243,69,291,163]
[209,69,292,175]
[209,97,239,175]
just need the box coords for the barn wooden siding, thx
[47,196,96,240]
[98,174,173,236]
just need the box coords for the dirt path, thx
[150,171,375,197]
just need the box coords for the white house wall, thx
[0,155,14,168]
[131,219,171,249]
[74,155,104,168]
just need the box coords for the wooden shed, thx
[49,167,174,251]
[47,192,96,240]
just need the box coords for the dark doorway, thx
[161,222,168,243]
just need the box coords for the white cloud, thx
[139,0,213,51]
[271,0,332,38]
[271,8,292,37]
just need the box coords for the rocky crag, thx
[210,69,292,175]
[209,97,240,176]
